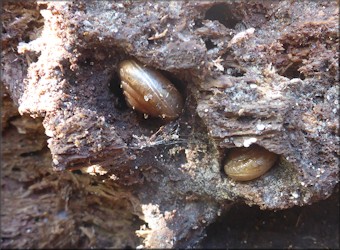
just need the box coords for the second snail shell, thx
[224,144,278,181]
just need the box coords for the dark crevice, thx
[237,115,255,123]
[193,18,203,29]
[229,68,246,77]
[109,72,129,111]
[72,169,83,175]
[280,61,305,80]
[20,149,46,157]
[205,3,240,29]
[204,39,216,51]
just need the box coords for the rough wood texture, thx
[2,1,339,248]
[1,86,142,249]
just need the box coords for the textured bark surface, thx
[1,86,142,249]
[1,1,339,248]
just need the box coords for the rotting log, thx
[1,1,339,248]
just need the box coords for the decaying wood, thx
[1,1,339,248]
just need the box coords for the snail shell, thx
[224,144,278,181]
[118,59,183,120]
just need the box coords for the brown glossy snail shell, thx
[224,144,278,181]
[118,59,183,120]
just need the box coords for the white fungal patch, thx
[243,137,257,147]
[256,124,265,131]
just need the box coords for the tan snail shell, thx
[118,59,183,120]
[224,144,278,181]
